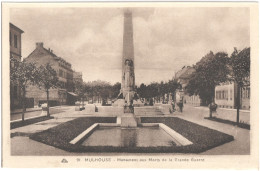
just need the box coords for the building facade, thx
[215,82,250,110]
[10,23,24,109]
[25,42,74,106]
[175,66,201,106]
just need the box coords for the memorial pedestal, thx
[121,113,137,127]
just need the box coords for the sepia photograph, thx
[2,2,259,168]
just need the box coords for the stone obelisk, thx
[121,10,136,106]
[118,10,138,127]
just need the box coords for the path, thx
[10,105,250,155]
[11,106,71,121]
[173,104,250,155]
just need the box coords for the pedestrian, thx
[171,101,175,112]
[178,100,184,113]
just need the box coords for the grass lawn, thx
[29,117,234,153]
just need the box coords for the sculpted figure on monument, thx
[125,59,134,89]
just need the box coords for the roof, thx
[175,66,195,80]
[10,23,24,33]
[42,49,71,67]
[25,43,72,69]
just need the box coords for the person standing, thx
[178,99,184,112]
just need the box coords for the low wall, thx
[134,106,161,115]
[157,104,173,114]
[134,104,173,115]
[112,99,125,107]
[83,103,173,115]
[96,106,124,115]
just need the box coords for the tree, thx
[84,80,114,104]
[74,80,85,102]
[99,84,112,103]
[35,63,59,117]
[111,82,121,99]
[85,82,94,103]
[10,58,38,121]
[149,82,160,100]
[186,51,230,117]
[167,79,181,101]
[230,47,250,124]
[137,83,147,99]
[159,81,168,103]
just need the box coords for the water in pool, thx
[81,126,177,147]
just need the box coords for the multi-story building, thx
[215,81,250,110]
[175,66,201,106]
[25,42,75,106]
[10,23,24,109]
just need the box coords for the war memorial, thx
[4,2,257,169]
[13,10,233,154]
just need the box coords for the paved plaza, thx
[174,105,250,155]
[10,104,250,155]
[11,106,71,121]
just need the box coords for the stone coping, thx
[139,123,193,146]
[70,123,98,145]
[69,123,120,145]
[69,122,193,146]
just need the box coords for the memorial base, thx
[121,113,137,127]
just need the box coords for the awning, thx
[67,92,78,96]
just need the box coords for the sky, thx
[10,7,250,85]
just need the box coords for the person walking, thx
[178,99,184,113]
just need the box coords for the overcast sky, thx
[10,7,250,85]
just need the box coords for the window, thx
[9,31,12,46]
[14,34,18,48]
[243,87,250,99]
[230,90,232,100]
[226,90,228,100]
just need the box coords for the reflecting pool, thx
[81,126,177,147]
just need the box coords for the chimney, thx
[36,42,44,49]
[48,48,50,51]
